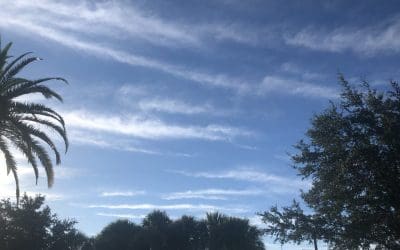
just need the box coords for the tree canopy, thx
[0,194,87,250]
[260,77,400,249]
[94,211,265,250]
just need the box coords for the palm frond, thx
[2,77,67,93]
[6,85,63,101]
[0,42,12,71]
[9,118,61,164]
[30,139,54,187]
[1,56,39,84]
[11,102,65,128]
[21,116,68,152]
[0,136,20,202]
[9,133,39,184]
[0,52,33,80]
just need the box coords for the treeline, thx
[0,194,265,250]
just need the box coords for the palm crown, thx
[0,40,68,202]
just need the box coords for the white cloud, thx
[138,99,213,115]
[285,17,400,55]
[68,129,162,155]
[0,2,339,99]
[3,0,270,48]
[0,3,249,93]
[260,76,338,99]
[96,212,146,219]
[162,188,263,200]
[3,0,199,48]
[87,203,248,213]
[63,110,251,141]
[170,168,310,194]
[100,191,146,197]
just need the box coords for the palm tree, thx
[0,39,68,202]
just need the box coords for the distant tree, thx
[48,219,87,250]
[0,194,84,250]
[206,212,265,250]
[168,215,207,250]
[80,238,96,250]
[0,39,68,202]
[258,200,326,250]
[142,210,172,250]
[261,76,400,248]
[95,220,140,250]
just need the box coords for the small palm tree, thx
[0,39,68,202]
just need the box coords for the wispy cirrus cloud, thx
[0,1,250,93]
[285,16,400,55]
[138,99,213,115]
[3,0,200,48]
[96,213,146,219]
[100,191,146,197]
[68,129,163,155]
[170,168,310,194]
[3,0,270,48]
[117,85,235,116]
[0,0,340,100]
[64,110,252,141]
[259,75,338,99]
[86,203,248,213]
[162,188,263,200]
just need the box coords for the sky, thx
[1,0,400,249]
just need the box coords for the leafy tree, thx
[95,220,140,250]
[261,77,400,249]
[48,219,87,250]
[142,210,172,250]
[259,200,326,250]
[92,211,265,250]
[168,215,208,250]
[0,39,68,202]
[206,212,265,250]
[0,194,85,250]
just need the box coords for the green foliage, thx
[0,194,86,250]
[205,212,265,250]
[261,76,400,249]
[259,200,326,250]
[95,220,141,250]
[93,211,265,250]
[0,39,68,202]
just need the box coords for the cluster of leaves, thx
[0,194,86,250]
[90,211,265,250]
[260,77,400,249]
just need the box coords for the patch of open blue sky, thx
[1,0,400,249]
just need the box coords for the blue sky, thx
[1,0,400,249]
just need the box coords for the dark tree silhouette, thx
[205,212,265,250]
[261,76,400,249]
[142,210,172,250]
[91,210,265,250]
[168,215,208,250]
[0,194,86,250]
[259,200,326,250]
[0,39,68,202]
[95,220,140,250]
